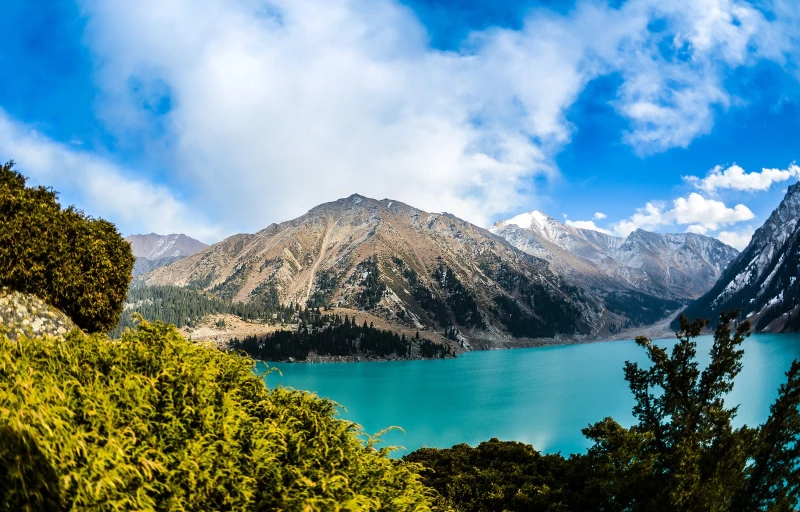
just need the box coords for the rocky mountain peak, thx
[681,180,800,332]
[491,211,738,300]
[126,233,210,277]
[144,194,605,347]
[126,233,209,260]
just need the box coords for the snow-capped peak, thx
[504,210,551,230]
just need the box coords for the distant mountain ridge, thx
[127,233,208,259]
[145,194,606,348]
[490,211,739,301]
[126,233,208,276]
[680,181,800,331]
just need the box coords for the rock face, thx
[126,233,209,276]
[491,212,738,300]
[680,181,800,331]
[0,288,78,340]
[146,195,605,346]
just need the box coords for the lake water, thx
[258,333,800,457]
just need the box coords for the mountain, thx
[126,233,209,276]
[145,194,605,348]
[680,181,800,331]
[490,211,739,301]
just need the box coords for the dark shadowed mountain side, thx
[144,194,607,350]
[679,181,800,332]
[491,211,739,301]
[126,233,209,276]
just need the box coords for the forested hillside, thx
[112,284,285,336]
[230,309,452,361]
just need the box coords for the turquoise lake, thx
[257,333,800,457]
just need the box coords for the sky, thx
[2,0,800,250]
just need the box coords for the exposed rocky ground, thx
[0,288,78,341]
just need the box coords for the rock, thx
[0,288,79,341]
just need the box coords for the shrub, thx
[0,321,434,511]
[0,161,134,332]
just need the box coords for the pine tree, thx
[581,310,800,510]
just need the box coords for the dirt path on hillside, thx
[304,220,332,304]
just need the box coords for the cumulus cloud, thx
[716,227,755,250]
[0,111,223,242]
[565,218,613,235]
[685,163,800,193]
[593,212,607,220]
[613,192,754,236]
[61,0,785,233]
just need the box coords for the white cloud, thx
[593,212,607,220]
[685,163,800,193]
[59,0,785,233]
[613,192,754,235]
[716,227,754,250]
[686,224,710,235]
[0,111,223,242]
[565,219,613,235]
[612,0,770,154]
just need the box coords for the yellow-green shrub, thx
[0,162,134,333]
[0,321,433,511]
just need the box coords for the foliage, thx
[0,321,435,511]
[406,439,573,512]
[0,161,134,332]
[307,268,341,308]
[230,309,452,361]
[407,311,800,511]
[354,257,387,309]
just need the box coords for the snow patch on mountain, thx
[681,180,800,332]
[492,212,739,300]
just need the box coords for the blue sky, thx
[1,0,799,249]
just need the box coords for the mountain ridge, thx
[490,210,739,301]
[126,233,209,276]
[145,194,606,349]
[679,181,800,331]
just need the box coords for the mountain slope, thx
[146,195,604,347]
[680,182,800,331]
[127,233,208,259]
[491,212,738,300]
[126,233,209,276]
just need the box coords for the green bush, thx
[406,439,573,511]
[0,321,434,511]
[0,161,134,332]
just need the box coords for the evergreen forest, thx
[230,309,451,361]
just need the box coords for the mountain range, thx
[126,233,208,276]
[131,190,757,352]
[144,194,605,348]
[490,211,739,300]
[680,181,800,332]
